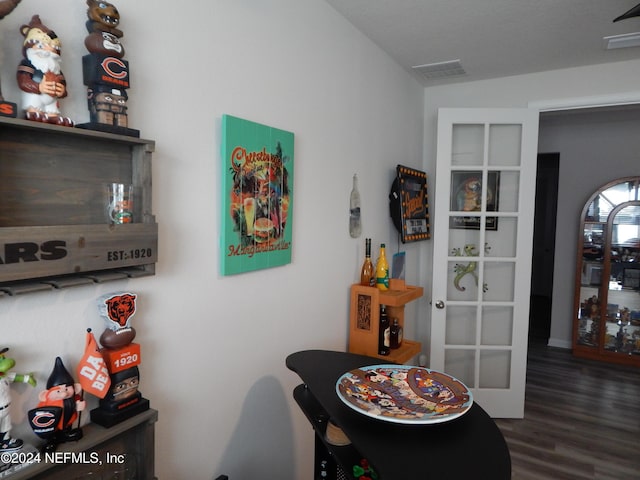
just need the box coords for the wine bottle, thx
[360,238,374,286]
[349,174,362,238]
[390,318,403,349]
[378,305,390,356]
[375,243,389,291]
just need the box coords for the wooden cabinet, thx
[573,176,640,366]
[0,118,157,296]
[348,279,422,364]
[0,409,157,479]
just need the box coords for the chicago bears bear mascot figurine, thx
[90,292,149,427]
[98,291,137,349]
[0,0,21,117]
[16,15,73,126]
[78,0,138,136]
[28,357,86,452]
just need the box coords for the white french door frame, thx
[430,107,539,418]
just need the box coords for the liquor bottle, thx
[375,243,389,291]
[378,305,390,355]
[360,238,375,286]
[349,174,362,238]
[390,318,403,349]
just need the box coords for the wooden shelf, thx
[348,280,423,363]
[292,385,362,479]
[0,409,157,479]
[0,117,157,295]
[377,280,423,306]
[360,339,421,364]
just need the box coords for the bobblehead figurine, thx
[78,0,138,136]
[91,292,149,427]
[28,357,86,452]
[0,348,36,452]
[0,0,21,117]
[16,15,73,126]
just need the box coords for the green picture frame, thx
[220,115,294,275]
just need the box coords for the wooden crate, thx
[0,224,157,282]
[0,118,157,294]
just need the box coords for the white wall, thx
[422,60,640,351]
[0,1,424,478]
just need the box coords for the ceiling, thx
[324,0,640,86]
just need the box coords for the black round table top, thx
[287,349,511,480]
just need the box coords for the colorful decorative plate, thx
[336,364,473,425]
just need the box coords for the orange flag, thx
[76,330,111,399]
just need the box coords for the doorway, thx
[529,153,559,342]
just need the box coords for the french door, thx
[430,108,539,418]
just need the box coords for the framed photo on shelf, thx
[449,171,500,230]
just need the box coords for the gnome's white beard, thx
[27,47,61,74]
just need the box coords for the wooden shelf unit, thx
[0,117,157,296]
[573,177,640,366]
[348,279,423,364]
[0,409,157,479]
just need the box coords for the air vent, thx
[604,32,640,49]
[412,60,466,80]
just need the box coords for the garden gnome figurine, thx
[28,357,86,451]
[0,0,21,117]
[16,15,73,126]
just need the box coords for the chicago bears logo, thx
[31,411,56,428]
[28,406,62,437]
[104,293,136,327]
[101,57,128,79]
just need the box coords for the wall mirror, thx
[573,176,640,366]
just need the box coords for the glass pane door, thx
[431,108,539,418]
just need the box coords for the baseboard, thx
[547,338,572,349]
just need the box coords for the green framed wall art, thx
[220,115,294,275]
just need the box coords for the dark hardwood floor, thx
[495,341,640,479]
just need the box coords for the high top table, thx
[286,350,511,480]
